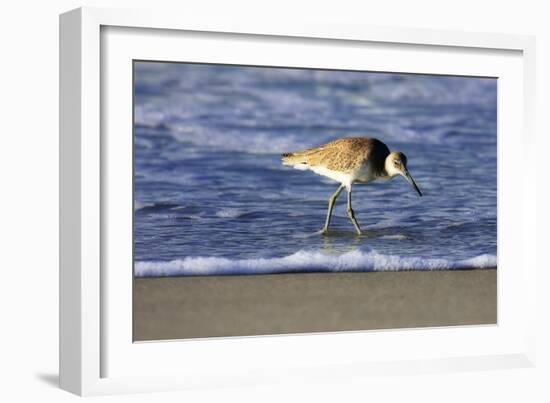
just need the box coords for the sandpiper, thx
[281,137,422,235]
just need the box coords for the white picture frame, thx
[59,6,537,396]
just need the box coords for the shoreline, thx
[134,268,497,341]
[134,266,497,279]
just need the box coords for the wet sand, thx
[133,269,496,341]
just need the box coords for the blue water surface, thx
[133,62,497,276]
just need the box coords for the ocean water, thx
[133,62,497,277]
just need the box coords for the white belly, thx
[309,166,354,188]
[308,163,379,189]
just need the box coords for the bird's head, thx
[385,151,422,196]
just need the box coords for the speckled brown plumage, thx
[282,137,390,175]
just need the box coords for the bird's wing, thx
[282,137,381,172]
[312,138,376,172]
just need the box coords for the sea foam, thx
[134,250,497,277]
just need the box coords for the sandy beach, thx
[133,269,496,341]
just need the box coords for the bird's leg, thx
[346,187,362,235]
[322,184,345,234]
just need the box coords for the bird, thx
[281,137,422,235]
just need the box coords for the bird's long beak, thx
[403,169,422,197]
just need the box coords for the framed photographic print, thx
[60,7,537,396]
[131,60,498,341]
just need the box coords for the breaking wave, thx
[134,250,497,277]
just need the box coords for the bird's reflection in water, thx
[289,222,415,261]
[319,229,380,255]
[297,227,412,255]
